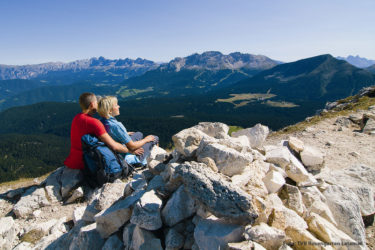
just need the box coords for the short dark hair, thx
[79,92,96,111]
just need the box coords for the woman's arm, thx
[126,135,155,151]
[99,133,129,153]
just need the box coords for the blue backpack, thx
[81,134,133,187]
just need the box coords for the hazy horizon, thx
[1,0,374,65]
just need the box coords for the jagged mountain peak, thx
[337,55,375,68]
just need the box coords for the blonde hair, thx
[79,92,96,111]
[98,96,118,118]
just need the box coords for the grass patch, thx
[228,125,243,136]
[272,96,375,136]
[216,93,276,108]
[264,100,299,108]
[20,229,45,244]
[117,87,153,98]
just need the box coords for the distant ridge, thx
[337,55,375,68]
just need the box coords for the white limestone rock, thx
[278,184,305,216]
[194,122,230,139]
[286,153,318,185]
[130,226,163,250]
[165,228,185,250]
[44,166,64,202]
[194,216,245,250]
[199,157,219,172]
[197,141,253,176]
[230,135,251,148]
[300,146,325,171]
[102,234,124,250]
[288,136,304,153]
[285,227,328,250]
[95,181,127,211]
[244,223,285,249]
[161,185,197,227]
[122,223,136,250]
[262,170,285,194]
[172,127,210,157]
[13,186,50,218]
[69,223,105,250]
[148,145,168,164]
[0,217,16,250]
[73,206,86,224]
[363,118,375,134]
[95,190,145,238]
[130,190,163,230]
[65,186,84,204]
[231,123,269,149]
[265,146,290,168]
[323,185,366,248]
[60,167,83,198]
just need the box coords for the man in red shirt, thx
[64,92,142,169]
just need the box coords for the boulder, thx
[363,118,375,134]
[231,123,269,148]
[265,146,290,168]
[288,137,304,153]
[65,187,84,204]
[262,170,285,194]
[172,127,210,158]
[244,223,285,249]
[13,186,50,218]
[306,213,356,246]
[6,187,25,199]
[95,181,127,211]
[349,113,364,126]
[148,145,168,164]
[60,167,83,198]
[233,161,268,198]
[122,223,136,250]
[334,116,352,127]
[12,242,32,250]
[82,199,101,223]
[300,186,337,226]
[323,185,366,247]
[272,206,308,231]
[197,140,253,176]
[278,184,305,216]
[285,227,327,250]
[73,206,86,224]
[199,157,219,172]
[130,226,163,250]
[95,190,145,238]
[69,223,105,250]
[44,166,63,202]
[175,162,258,224]
[130,190,163,230]
[0,217,16,250]
[194,122,230,139]
[317,164,375,216]
[161,185,197,227]
[194,216,245,250]
[286,153,318,185]
[102,235,124,250]
[300,146,324,172]
[146,175,166,191]
[227,241,256,250]
[230,135,251,148]
[165,228,185,250]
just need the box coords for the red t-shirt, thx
[64,113,106,169]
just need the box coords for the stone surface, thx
[130,226,163,250]
[286,153,317,185]
[244,222,285,249]
[73,206,86,224]
[306,212,356,246]
[300,186,337,226]
[13,186,50,218]
[273,206,307,231]
[65,187,84,204]
[0,217,16,250]
[6,187,25,199]
[95,190,145,238]
[300,146,324,171]
[199,157,219,172]
[194,122,230,139]
[95,181,127,211]
[146,175,166,191]
[165,228,185,250]
[122,223,136,250]
[148,145,168,163]
[60,167,83,198]
[265,146,290,168]
[82,199,101,223]
[227,241,255,250]
[231,123,269,149]
[69,223,105,250]
[323,185,366,247]
[172,127,210,158]
[363,118,375,133]
[44,166,63,202]
[317,164,375,216]
[288,136,304,153]
[175,162,258,224]
[197,140,253,176]
[263,170,285,194]
[161,185,197,227]
[285,227,326,250]
[102,234,124,250]
[194,216,245,250]
[230,135,251,148]
[130,190,163,230]
[279,184,305,216]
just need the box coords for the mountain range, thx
[337,55,375,68]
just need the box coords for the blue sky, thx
[0,0,374,65]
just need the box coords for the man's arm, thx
[99,133,129,154]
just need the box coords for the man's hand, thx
[99,133,129,154]
[144,135,155,143]
[132,147,144,156]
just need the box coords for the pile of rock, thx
[1,121,374,249]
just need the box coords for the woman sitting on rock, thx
[98,96,158,168]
